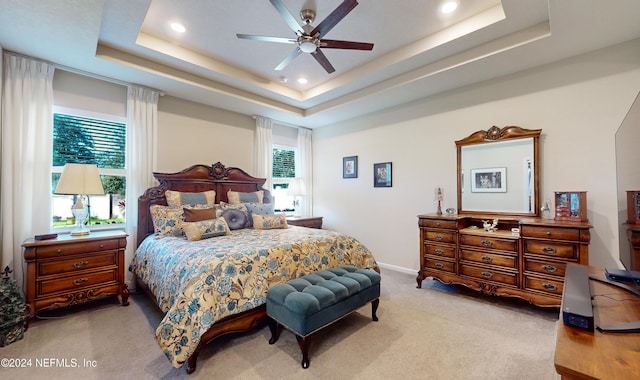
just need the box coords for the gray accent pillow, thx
[221,208,248,230]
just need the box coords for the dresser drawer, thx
[38,269,118,296]
[424,244,456,259]
[460,234,517,252]
[460,249,517,269]
[419,219,457,229]
[520,225,581,241]
[36,239,122,258]
[524,275,564,296]
[460,264,518,286]
[425,230,457,244]
[424,258,456,274]
[38,252,117,276]
[524,258,566,278]
[523,240,577,260]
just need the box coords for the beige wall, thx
[156,96,255,173]
[313,39,640,273]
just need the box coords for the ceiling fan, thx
[236,0,374,74]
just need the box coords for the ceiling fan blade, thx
[236,34,296,44]
[275,48,302,71]
[270,0,303,35]
[320,39,373,50]
[311,49,336,74]
[311,0,358,39]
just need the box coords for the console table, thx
[554,266,640,379]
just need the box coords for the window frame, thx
[51,106,127,232]
[271,144,297,214]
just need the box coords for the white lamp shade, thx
[55,163,105,195]
[288,178,306,196]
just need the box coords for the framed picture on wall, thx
[470,167,506,192]
[373,162,392,187]
[343,156,358,178]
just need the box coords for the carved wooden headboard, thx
[136,162,271,247]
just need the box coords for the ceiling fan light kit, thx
[236,0,374,74]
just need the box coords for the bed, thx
[130,162,378,373]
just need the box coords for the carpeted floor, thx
[1,268,561,380]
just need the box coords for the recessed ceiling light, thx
[297,77,308,84]
[440,1,458,14]
[170,22,186,33]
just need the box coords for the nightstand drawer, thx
[36,239,121,258]
[38,252,117,276]
[38,268,118,296]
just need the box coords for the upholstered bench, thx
[266,265,381,368]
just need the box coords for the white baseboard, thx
[376,262,418,275]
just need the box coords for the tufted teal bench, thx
[266,265,381,368]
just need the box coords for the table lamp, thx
[288,178,306,217]
[54,163,104,236]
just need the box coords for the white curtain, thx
[254,116,273,192]
[297,127,313,216]
[125,86,159,256]
[1,53,55,287]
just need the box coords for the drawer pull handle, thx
[100,244,104,248]
[542,247,557,254]
[543,283,558,291]
[435,249,444,255]
[435,263,444,269]
[436,222,441,227]
[481,271,493,278]
[56,249,62,254]
[481,255,493,262]
[435,235,444,241]
[481,240,492,246]
[73,261,89,268]
[73,278,88,285]
[542,265,557,273]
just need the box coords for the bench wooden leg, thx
[268,318,282,344]
[295,335,311,369]
[371,298,379,321]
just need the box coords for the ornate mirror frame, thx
[456,126,542,217]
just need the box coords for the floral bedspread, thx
[129,226,378,368]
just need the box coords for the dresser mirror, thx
[456,126,541,216]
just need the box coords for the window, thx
[51,111,127,229]
[272,146,296,212]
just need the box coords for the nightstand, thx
[286,216,323,229]
[22,230,129,317]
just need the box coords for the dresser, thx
[22,230,129,317]
[286,216,323,229]
[417,214,591,307]
[623,223,640,271]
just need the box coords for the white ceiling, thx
[1,0,639,128]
